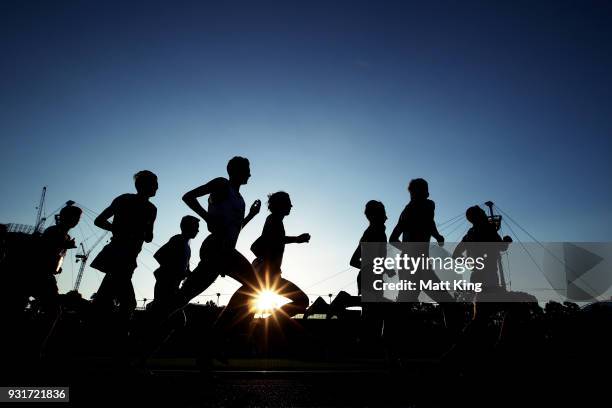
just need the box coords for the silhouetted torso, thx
[355,224,387,296]
[110,193,157,250]
[355,223,387,267]
[208,180,245,248]
[463,222,502,243]
[397,199,436,242]
[361,224,387,244]
[462,222,504,287]
[252,214,286,276]
[37,224,72,275]
[154,234,191,279]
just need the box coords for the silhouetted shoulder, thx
[263,214,283,235]
[463,224,502,243]
[42,224,62,237]
[251,214,284,258]
[113,193,155,211]
[146,200,157,215]
[402,199,434,218]
[361,225,386,243]
[208,177,231,202]
[167,234,186,244]
[208,177,229,187]
[154,234,188,266]
[41,225,69,247]
[415,198,435,212]
[160,234,186,250]
[108,193,156,241]
[110,193,134,208]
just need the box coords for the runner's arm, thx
[144,207,156,243]
[94,200,117,232]
[182,178,226,223]
[242,199,261,228]
[285,233,310,244]
[350,244,361,269]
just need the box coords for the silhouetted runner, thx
[453,205,512,315]
[152,215,199,303]
[172,157,261,310]
[91,170,158,322]
[446,205,513,363]
[329,201,390,318]
[333,200,389,341]
[31,205,81,312]
[386,177,462,360]
[134,215,199,366]
[453,205,512,291]
[351,200,388,297]
[26,204,81,355]
[389,178,451,303]
[246,191,310,318]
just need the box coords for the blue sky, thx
[1,1,611,304]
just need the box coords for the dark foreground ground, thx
[3,355,607,408]
[1,300,611,407]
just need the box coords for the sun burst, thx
[252,289,289,318]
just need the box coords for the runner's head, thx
[466,205,488,226]
[365,200,386,224]
[267,191,292,216]
[227,156,251,185]
[59,205,82,229]
[408,178,429,200]
[180,215,200,239]
[134,170,158,198]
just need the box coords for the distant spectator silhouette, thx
[91,170,158,322]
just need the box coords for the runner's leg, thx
[214,251,260,330]
[275,276,309,317]
[92,273,117,312]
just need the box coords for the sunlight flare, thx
[252,289,290,318]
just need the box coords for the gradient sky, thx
[1,0,611,304]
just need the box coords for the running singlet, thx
[397,199,436,242]
[208,182,245,249]
[111,193,157,251]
